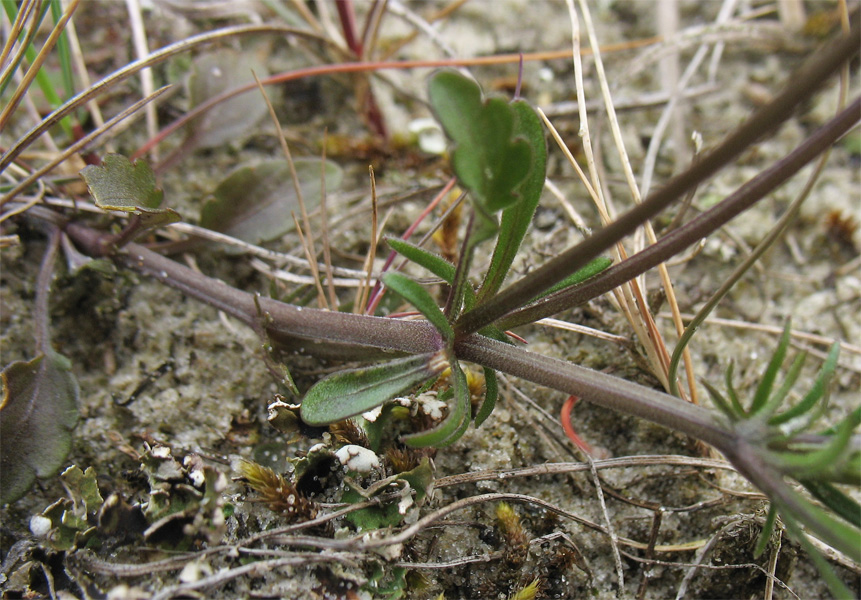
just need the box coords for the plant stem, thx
[498,96,861,330]
[64,221,443,358]
[455,14,860,336]
[455,335,732,450]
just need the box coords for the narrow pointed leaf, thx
[300,352,446,426]
[387,238,456,283]
[770,342,840,426]
[531,257,612,301]
[479,100,547,301]
[383,272,453,342]
[753,505,778,558]
[800,479,861,528]
[761,351,807,420]
[724,362,746,417]
[702,380,741,421]
[750,322,792,414]
[1,352,79,504]
[428,71,531,213]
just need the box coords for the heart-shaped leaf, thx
[428,71,532,213]
[200,158,342,247]
[1,352,79,505]
[300,351,447,426]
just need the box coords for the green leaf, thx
[1,352,79,504]
[769,342,840,426]
[185,50,269,150]
[473,367,498,427]
[760,351,807,420]
[300,352,447,426]
[81,154,164,209]
[403,360,471,447]
[750,322,792,414]
[386,238,456,283]
[382,272,453,342]
[800,479,861,528]
[478,99,547,301]
[532,257,612,301]
[753,505,778,558]
[428,70,531,213]
[200,158,342,248]
[81,154,179,230]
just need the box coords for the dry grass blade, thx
[123,0,158,161]
[0,24,330,173]
[253,70,327,309]
[355,166,380,314]
[0,0,80,132]
[1,85,173,211]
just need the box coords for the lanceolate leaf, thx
[428,71,531,213]
[769,342,840,426]
[0,352,79,505]
[200,158,342,247]
[383,272,453,342]
[532,257,613,301]
[300,352,447,426]
[479,100,548,302]
[386,238,456,283]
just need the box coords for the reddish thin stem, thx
[561,395,593,455]
[365,177,457,315]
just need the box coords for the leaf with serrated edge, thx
[1,352,79,505]
[81,154,164,210]
[300,352,446,426]
[383,272,453,341]
[429,71,531,213]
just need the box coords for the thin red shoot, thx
[365,177,457,315]
[561,395,593,455]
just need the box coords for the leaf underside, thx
[1,353,79,505]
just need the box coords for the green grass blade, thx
[724,362,746,417]
[50,0,75,101]
[383,272,453,342]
